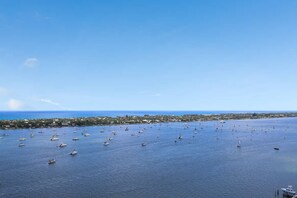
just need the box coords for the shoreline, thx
[1,112,297,130]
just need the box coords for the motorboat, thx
[58,143,67,148]
[19,138,26,141]
[274,147,280,150]
[48,159,56,164]
[50,137,59,141]
[281,185,296,196]
[103,141,110,146]
[84,133,90,137]
[70,149,78,156]
[72,137,79,141]
[19,143,25,147]
[141,143,146,147]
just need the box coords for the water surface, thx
[0,118,296,197]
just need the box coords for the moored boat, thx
[281,185,296,197]
[50,137,59,141]
[237,140,241,148]
[19,143,25,147]
[48,159,56,164]
[58,143,67,148]
[69,149,78,156]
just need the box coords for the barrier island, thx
[1,112,297,130]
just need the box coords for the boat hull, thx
[282,188,296,197]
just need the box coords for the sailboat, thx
[178,134,183,140]
[237,140,241,148]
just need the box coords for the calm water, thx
[0,110,278,120]
[1,118,297,197]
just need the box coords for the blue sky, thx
[0,0,297,111]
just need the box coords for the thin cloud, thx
[38,98,60,106]
[36,98,68,110]
[7,99,24,110]
[24,58,39,68]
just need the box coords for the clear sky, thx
[0,0,297,111]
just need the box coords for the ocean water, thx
[0,110,283,120]
[0,117,296,197]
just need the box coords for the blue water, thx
[0,110,282,120]
[0,117,297,197]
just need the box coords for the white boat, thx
[19,138,26,141]
[48,159,56,164]
[70,149,78,156]
[220,120,226,123]
[103,141,110,146]
[282,185,296,197]
[58,143,67,148]
[141,143,146,147]
[84,133,90,137]
[72,137,79,141]
[50,137,59,141]
[19,143,25,147]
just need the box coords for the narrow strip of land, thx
[1,112,297,130]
